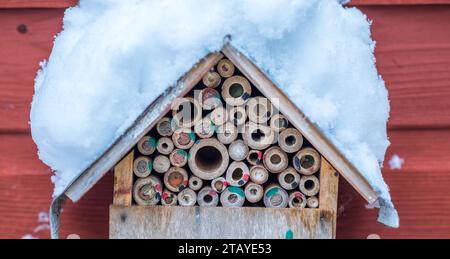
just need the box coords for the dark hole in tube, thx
[284,173,295,184]
[285,136,296,146]
[251,129,265,142]
[195,146,223,172]
[300,155,315,169]
[203,194,213,203]
[229,83,244,98]
[232,168,243,181]
[304,179,315,190]
[270,154,281,164]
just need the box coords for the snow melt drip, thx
[30,0,399,228]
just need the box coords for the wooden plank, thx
[1,129,450,238]
[0,9,65,132]
[361,5,450,130]
[223,44,378,205]
[319,158,339,238]
[1,7,450,131]
[64,52,224,202]
[0,0,77,8]
[0,174,111,239]
[113,151,134,206]
[338,129,450,238]
[110,206,333,239]
[0,134,50,176]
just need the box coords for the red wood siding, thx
[1,5,450,239]
[1,1,449,8]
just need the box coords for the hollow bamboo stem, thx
[244,183,263,203]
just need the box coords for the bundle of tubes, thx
[131,58,321,209]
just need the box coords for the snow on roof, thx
[30,0,398,227]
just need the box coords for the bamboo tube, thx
[156,117,174,137]
[200,88,222,110]
[242,122,276,150]
[211,177,228,193]
[217,122,238,144]
[263,184,288,208]
[228,140,249,161]
[217,59,235,78]
[172,127,196,150]
[153,155,170,174]
[220,187,245,207]
[299,175,320,196]
[293,147,321,175]
[225,161,250,187]
[197,186,219,207]
[169,149,188,167]
[202,71,221,88]
[188,176,203,191]
[263,146,288,173]
[188,138,229,180]
[156,137,174,155]
[137,136,156,155]
[306,196,319,208]
[279,128,303,153]
[246,97,273,124]
[288,191,307,208]
[171,97,202,128]
[222,76,252,106]
[177,188,197,207]
[161,189,177,206]
[194,117,215,139]
[163,167,189,192]
[133,156,152,178]
[278,167,301,190]
[244,182,264,203]
[249,165,269,185]
[210,107,228,126]
[246,150,263,166]
[133,176,162,206]
[229,106,247,126]
[270,114,289,133]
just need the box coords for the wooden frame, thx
[53,43,380,239]
[64,52,224,202]
[110,155,339,239]
[222,44,377,205]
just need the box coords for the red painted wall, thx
[1,4,450,239]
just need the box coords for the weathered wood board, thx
[113,151,134,206]
[2,5,450,239]
[110,206,334,239]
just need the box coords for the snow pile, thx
[389,154,404,170]
[30,0,398,227]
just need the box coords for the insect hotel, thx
[50,44,379,239]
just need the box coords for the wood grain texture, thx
[64,52,224,202]
[364,6,450,129]
[0,9,64,132]
[2,129,449,238]
[113,151,133,206]
[319,158,339,238]
[1,6,450,239]
[223,44,378,204]
[0,0,77,8]
[110,206,333,239]
[1,6,450,132]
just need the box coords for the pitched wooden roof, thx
[61,43,378,205]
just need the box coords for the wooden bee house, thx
[49,44,379,239]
